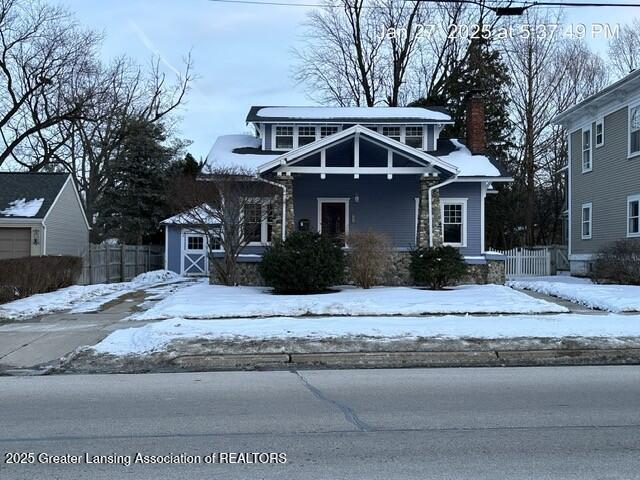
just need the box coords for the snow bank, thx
[131,283,567,321]
[507,276,640,312]
[94,313,640,355]
[0,270,184,321]
[0,197,44,217]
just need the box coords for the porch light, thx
[354,194,359,203]
[33,228,40,246]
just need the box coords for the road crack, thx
[292,370,372,432]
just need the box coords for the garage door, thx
[0,228,31,259]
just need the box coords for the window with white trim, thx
[382,126,401,142]
[275,126,294,149]
[243,202,274,244]
[405,126,423,149]
[298,126,316,146]
[630,105,640,157]
[628,195,640,237]
[595,119,604,147]
[320,126,339,138]
[210,227,222,251]
[186,235,204,251]
[582,128,592,172]
[581,203,592,240]
[441,199,467,247]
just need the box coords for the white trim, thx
[595,118,604,147]
[441,198,468,248]
[581,202,592,240]
[414,197,419,244]
[243,201,274,246]
[480,182,487,253]
[627,194,640,238]
[42,174,91,231]
[567,132,573,256]
[180,230,208,276]
[581,126,592,173]
[272,125,295,151]
[629,102,640,158]
[569,253,594,261]
[280,166,433,175]
[164,225,168,270]
[317,197,350,236]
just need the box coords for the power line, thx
[205,0,640,8]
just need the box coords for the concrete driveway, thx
[0,292,156,373]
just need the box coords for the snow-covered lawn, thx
[507,276,640,313]
[130,283,567,321]
[0,270,184,321]
[94,313,640,355]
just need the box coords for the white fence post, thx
[500,247,552,279]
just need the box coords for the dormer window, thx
[382,126,401,142]
[405,126,423,149]
[298,126,317,146]
[275,126,294,149]
[320,126,339,138]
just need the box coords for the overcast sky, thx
[63,0,639,160]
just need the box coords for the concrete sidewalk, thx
[0,293,155,373]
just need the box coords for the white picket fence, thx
[499,247,552,278]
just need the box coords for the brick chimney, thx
[465,90,486,155]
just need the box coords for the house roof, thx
[0,173,70,220]
[553,69,640,125]
[246,106,453,124]
[434,139,509,178]
[161,205,220,226]
[206,134,279,173]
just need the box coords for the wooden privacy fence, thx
[78,244,164,285]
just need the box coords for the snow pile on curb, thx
[131,283,567,320]
[0,270,184,320]
[507,276,640,312]
[94,314,640,355]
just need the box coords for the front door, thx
[320,202,346,241]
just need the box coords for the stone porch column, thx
[272,175,295,239]
[417,176,443,248]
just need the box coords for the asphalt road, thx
[1,366,639,479]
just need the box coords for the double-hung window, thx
[581,203,592,240]
[298,126,317,146]
[405,126,423,149]
[628,195,640,237]
[275,126,294,150]
[441,199,467,247]
[320,126,339,138]
[595,119,604,147]
[582,128,592,172]
[243,202,274,244]
[630,105,640,157]
[382,126,401,142]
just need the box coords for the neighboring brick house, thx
[554,69,640,275]
[0,173,90,260]
[163,95,512,284]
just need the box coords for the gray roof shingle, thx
[0,172,69,219]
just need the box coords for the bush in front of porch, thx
[410,246,468,290]
[259,232,344,294]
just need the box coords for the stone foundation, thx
[209,252,506,287]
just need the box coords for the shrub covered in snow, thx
[259,232,344,294]
[410,246,467,290]
[0,256,82,304]
[345,231,392,289]
[592,239,640,285]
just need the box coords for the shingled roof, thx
[0,173,70,219]
[246,106,453,124]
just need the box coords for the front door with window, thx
[320,202,346,241]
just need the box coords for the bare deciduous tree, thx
[171,168,277,286]
[608,18,640,79]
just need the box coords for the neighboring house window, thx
[186,235,204,251]
[628,195,640,237]
[298,126,317,146]
[582,128,592,172]
[275,126,294,149]
[210,227,222,251]
[630,105,640,157]
[441,199,467,247]
[405,126,423,149]
[320,126,339,138]
[382,126,401,142]
[243,202,273,244]
[595,119,604,147]
[581,202,592,240]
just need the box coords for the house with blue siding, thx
[163,95,512,284]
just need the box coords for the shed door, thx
[0,228,31,259]
[182,233,208,276]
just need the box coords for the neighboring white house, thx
[0,173,90,260]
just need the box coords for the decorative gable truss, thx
[258,125,459,180]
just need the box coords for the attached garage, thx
[0,228,31,260]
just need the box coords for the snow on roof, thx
[161,205,220,225]
[438,140,502,177]
[206,134,278,173]
[0,198,45,217]
[254,106,451,122]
